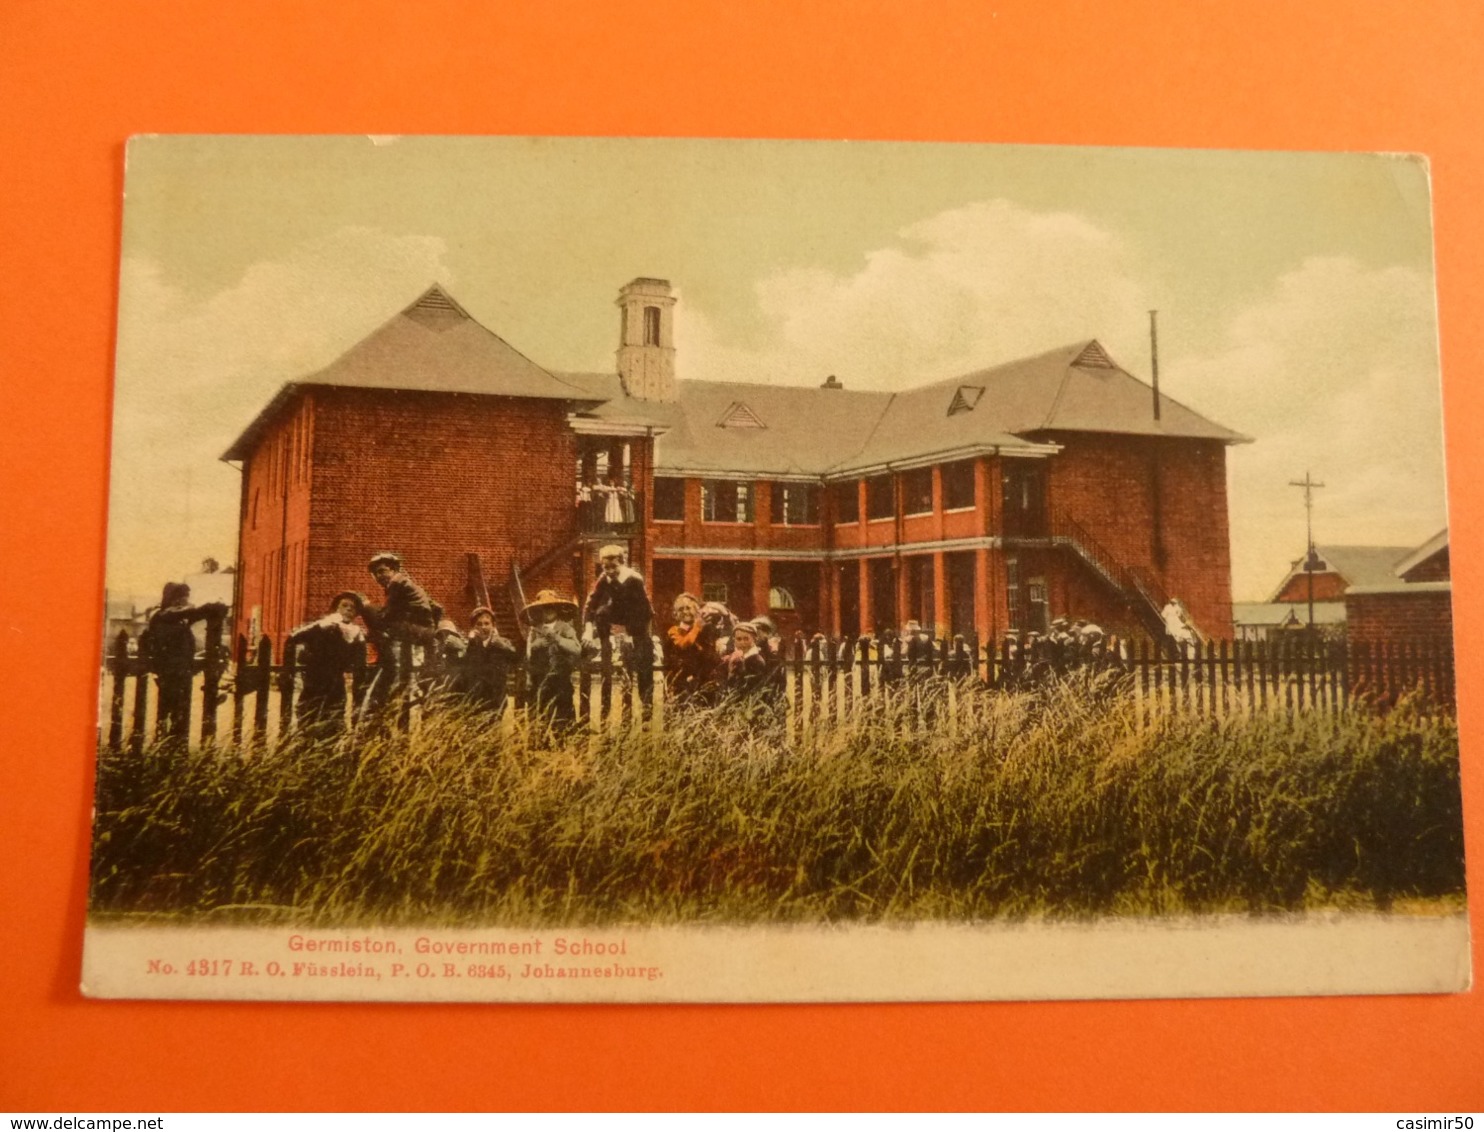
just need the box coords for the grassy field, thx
[88,677,1466,926]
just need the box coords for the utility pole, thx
[1288,471,1325,637]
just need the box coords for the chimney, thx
[616,278,677,402]
[821,375,843,390]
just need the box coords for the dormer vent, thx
[404,284,470,329]
[1073,340,1115,369]
[717,401,767,429]
[947,385,985,416]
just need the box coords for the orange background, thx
[2,0,1481,1111]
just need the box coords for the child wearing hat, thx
[722,620,768,700]
[141,581,229,745]
[524,588,582,735]
[286,591,367,736]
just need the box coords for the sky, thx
[106,135,1449,603]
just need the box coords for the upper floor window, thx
[653,476,685,521]
[771,482,820,525]
[866,474,895,521]
[903,467,933,516]
[644,305,661,346]
[942,459,976,510]
[702,480,753,523]
[833,481,859,524]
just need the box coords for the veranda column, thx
[753,558,772,623]
[933,551,949,636]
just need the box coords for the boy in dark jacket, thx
[360,552,440,719]
[142,582,227,745]
[458,606,518,717]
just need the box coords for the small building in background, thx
[102,593,148,655]
[1234,543,1416,642]
[1345,529,1452,651]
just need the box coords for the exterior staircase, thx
[1014,510,1191,652]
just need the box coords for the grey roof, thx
[923,340,1249,445]
[649,380,894,478]
[1233,601,1347,626]
[227,288,1247,474]
[224,286,600,460]
[567,339,1244,478]
[1345,580,1452,596]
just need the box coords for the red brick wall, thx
[1402,548,1450,583]
[235,395,314,647]
[1038,433,1234,640]
[275,386,583,640]
[1345,589,1454,649]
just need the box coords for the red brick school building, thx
[225,280,1248,649]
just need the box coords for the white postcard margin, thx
[82,913,1471,1003]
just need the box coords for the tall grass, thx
[89,678,1466,926]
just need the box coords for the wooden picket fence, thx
[100,626,1455,753]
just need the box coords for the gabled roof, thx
[224,286,601,460]
[1395,528,1449,580]
[1266,543,1414,601]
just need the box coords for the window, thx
[771,482,819,525]
[702,480,754,523]
[942,459,975,510]
[833,481,859,524]
[903,468,933,515]
[1028,578,1049,633]
[644,305,661,346]
[702,582,729,605]
[1006,556,1020,628]
[866,474,895,521]
[769,586,796,610]
[653,476,685,521]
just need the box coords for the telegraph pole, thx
[1288,471,1325,636]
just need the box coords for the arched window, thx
[643,305,661,346]
[769,586,796,610]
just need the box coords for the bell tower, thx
[616,277,677,402]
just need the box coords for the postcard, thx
[83,136,1468,1002]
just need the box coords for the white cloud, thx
[679,207,1447,605]
[677,199,1152,387]
[106,227,452,597]
[1166,257,1447,598]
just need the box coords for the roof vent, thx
[1073,340,1115,368]
[821,375,843,390]
[717,401,767,429]
[947,385,985,416]
[405,285,468,328]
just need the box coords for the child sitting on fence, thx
[286,591,366,737]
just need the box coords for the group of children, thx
[664,594,788,707]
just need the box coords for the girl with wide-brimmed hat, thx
[523,589,582,736]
